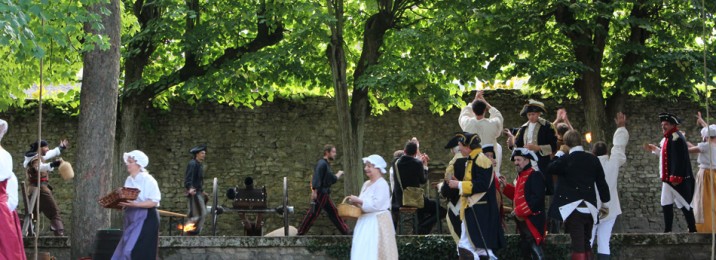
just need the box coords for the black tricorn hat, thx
[519,99,547,117]
[444,132,468,149]
[511,148,538,162]
[457,132,481,147]
[659,112,680,125]
[189,144,207,154]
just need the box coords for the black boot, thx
[682,207,697,233]
[662,205,674,233]
[458,247,474,260]
[597,253,610,260]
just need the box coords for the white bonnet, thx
[701,125,716,139]
[362,154,387,174]
[123,150,149,171]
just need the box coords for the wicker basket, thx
[98,187,140,209]
[337,196,362,220]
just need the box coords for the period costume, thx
[503,148,546,260]
[459,101,504,176]
[23,140,66,236]
[184,145,207,235]
[512,100,558,194]
[440,134,468,243]
[591,126,629,258]
[351,155,397,260]
[547,145,610,260]
[456,134,505,259]
[651,113,696,232]
[112,150,161,260]
[0,143,26,260]
[297,154,350,235]
[393,152,444,234]
[691,125,716,233]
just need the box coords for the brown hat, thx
[519,99,546,117]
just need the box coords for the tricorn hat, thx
[457,133,481,147]
[658,112,680,125]
[519,99,547,117]
[444,132,468,149]
[511,148,538,162]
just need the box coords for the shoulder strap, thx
[394,159,404,190]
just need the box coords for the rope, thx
[33,17,45,260]
[700,0,715,257]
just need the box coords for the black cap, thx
[189,144,207,154]
[28,140,48,153]
[659,112,680,125]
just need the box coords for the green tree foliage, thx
[454,0,715,139]
[0,0,109,110]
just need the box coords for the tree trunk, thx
[574,69,608,143]
[72,0,120,258]
[339,12,394,195]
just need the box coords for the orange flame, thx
[182,222,197,232]
[585,132,592,144]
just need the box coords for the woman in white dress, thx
[347,154,398,260]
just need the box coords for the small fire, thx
[585,132,592,144]
[178,222,197,232]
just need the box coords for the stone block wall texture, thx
[3,90,709,236]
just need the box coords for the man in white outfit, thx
[590,112,628,260]
[459,90,504,176]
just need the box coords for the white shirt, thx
[124,171,161,206]
[696,141,716,169]
[526,122,537,144]
[458,105,504,146]
[23,147,61,168]
[595,127,628,220]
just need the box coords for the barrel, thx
[92,229,122,260]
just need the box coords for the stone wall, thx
[2,91,711,236]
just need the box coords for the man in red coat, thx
[500,148,546,260]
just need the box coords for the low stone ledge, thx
[24,233,714,259]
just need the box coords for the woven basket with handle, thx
[337,196,362,219]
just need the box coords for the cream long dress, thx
[350,177,398,260]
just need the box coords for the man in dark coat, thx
[507,99,559,233]
[500,148,546,260]
[547,130,610,260]
[184,144,207,235]
[296,145,350,235]
[440,133,469,243]
[392,140,445,234]
[644,113,697,232]
[448,133,505,259]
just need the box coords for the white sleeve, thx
[611,127,629,166]
[42,147,62,161]
[488,107,504,130]
[698,142,710,153]
[144,176,162,205]
[7,174,18,211]
[459,105,478,132]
